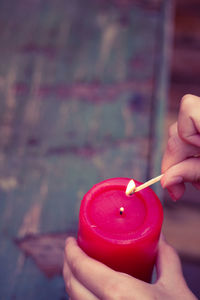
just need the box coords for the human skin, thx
[161,94,200,200]
[63,236,197,300]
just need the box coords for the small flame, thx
[120,207,124,214]
[125,179,136,196]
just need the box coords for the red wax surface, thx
[78,178,163,282]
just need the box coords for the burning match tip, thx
[125,179,136,196]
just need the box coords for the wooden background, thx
[1,0,200,299]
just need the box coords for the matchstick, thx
[126,174,164,196]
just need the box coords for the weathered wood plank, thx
[0,0,169,299]
[169,0,200,112]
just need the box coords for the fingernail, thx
[168,190,178,202]
[65,236,74,246]
[160,233,166,241]
[162,176,183,188]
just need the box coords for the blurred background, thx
[0,0,199,299]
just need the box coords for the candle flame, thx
[120,207,124,215]
[125,179,136,196]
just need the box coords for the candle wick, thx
[120,207,124,215]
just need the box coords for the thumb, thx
[156,236,184,286]
[161,157,200,199]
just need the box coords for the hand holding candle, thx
[63,177,197,299]
[64,237,197,300]
[77,178,163,282]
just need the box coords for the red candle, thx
[78,178,163,282]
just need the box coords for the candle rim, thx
[79,177,163,244]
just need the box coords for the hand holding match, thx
[126,175,164,196]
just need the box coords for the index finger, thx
[162,122,199,173]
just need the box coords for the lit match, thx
[125,179,136,196]
[126,175,164,196]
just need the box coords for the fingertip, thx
[158,237,179,264]
[162,175,183,189]
[161,178,184,201]
[168,189,179,202]
[65,237,76,246]
[161,171,185,200]
[159,233,170,250]
[156,235,183,284]
[167,184,185,201]
[65,237,77,256]
[160,175,165,188]
[159,232,166,242]
[158,234,166,250]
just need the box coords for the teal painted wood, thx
[0,0,170,299]
[148,0,174,198]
